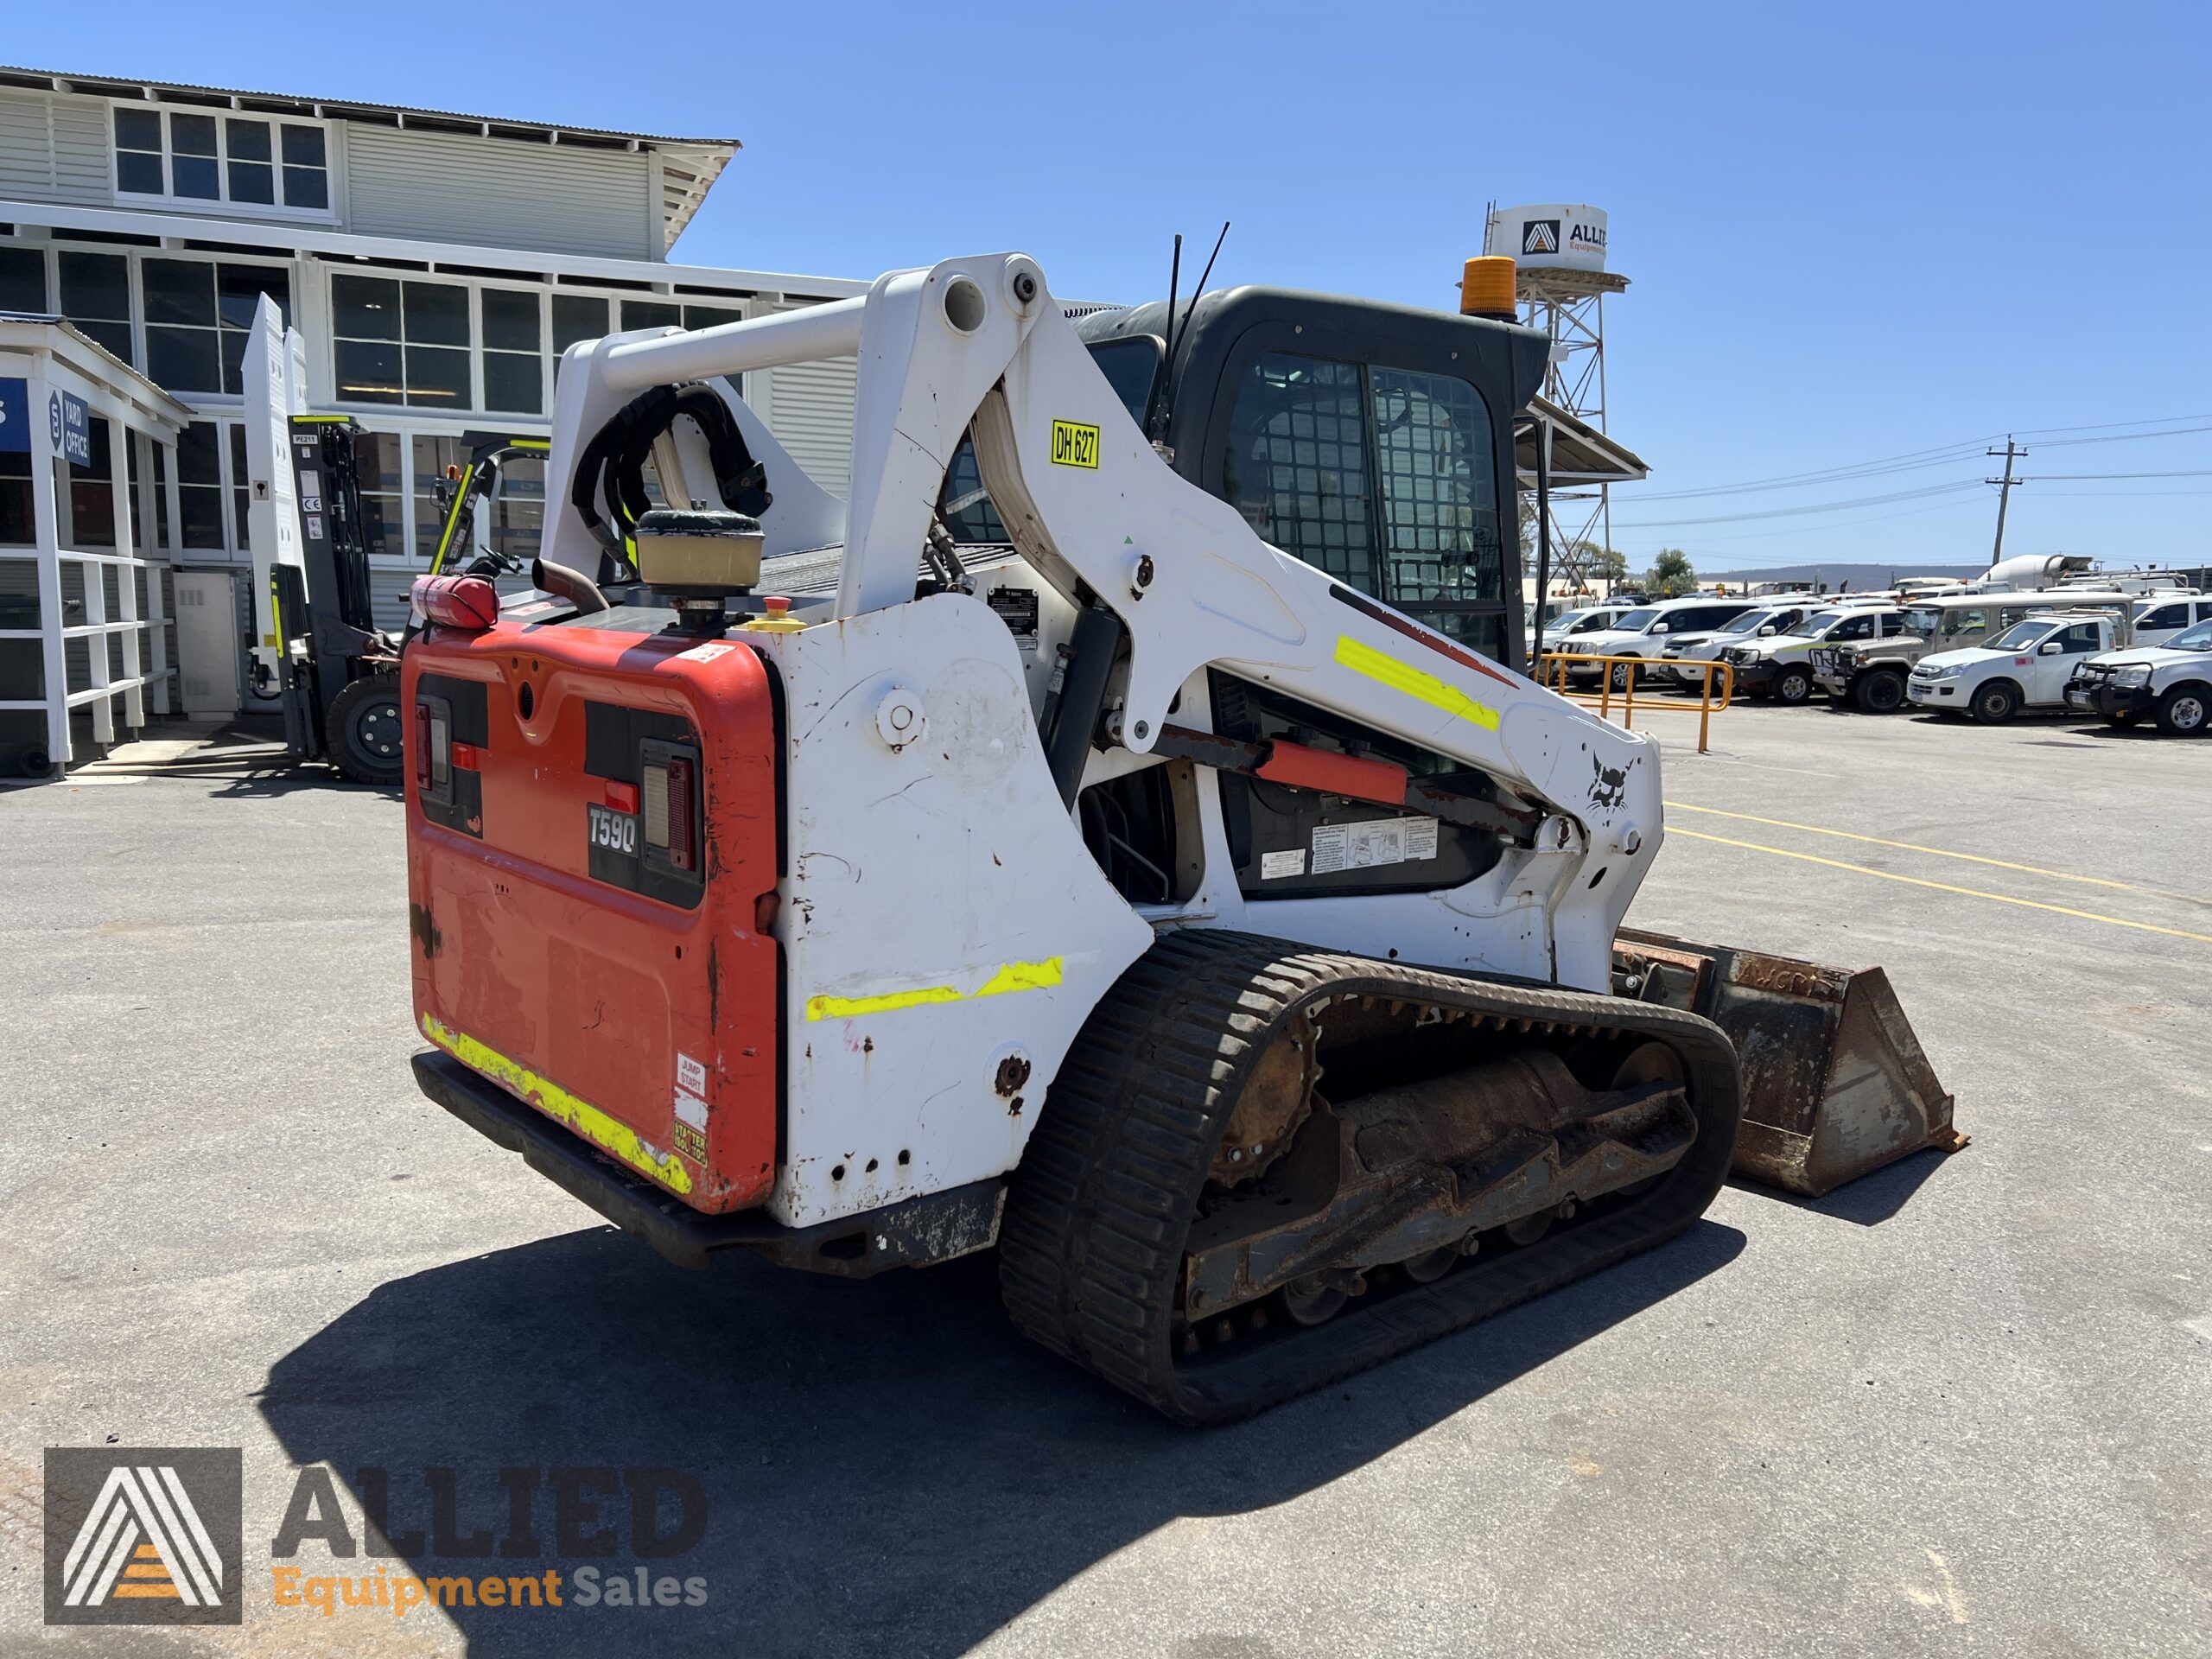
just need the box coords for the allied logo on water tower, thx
[1521,219,1561,256]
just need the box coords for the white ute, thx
[1548,594,1759,690]
[1907,610,2123,722]
[2066,617,2212,735]
[1660,598,1821,690]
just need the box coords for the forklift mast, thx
[270,417,390,764]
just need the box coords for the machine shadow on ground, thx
[1726,1145,1956,1229]
[260,1219,1745,1658]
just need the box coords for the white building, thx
[0,63,864,755]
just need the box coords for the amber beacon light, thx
[1459,255,1517,320]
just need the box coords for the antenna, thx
[1146,234,1183,443]
[1169,221,1230,372]
[1154,221,1230,455]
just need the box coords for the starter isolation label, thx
[1311,815,1439,874]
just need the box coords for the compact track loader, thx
[403,253,1961,1422]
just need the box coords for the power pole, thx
[1986,436,2027,567]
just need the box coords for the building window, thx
[143,259,291,395]
[59,250,133,364]
[0,245,47,312]
[332,275,471,408]
[112,107,332,215]
[0,454,32,547]
[622,299,683,333]
[150,442,172,551]
[0,635,41,701]
[490,457,544,564]
[228,424,251,552]
[411,436,467,560]
[552,295,607,353]
[480,289,543,415]
[280,124,331,211]
[63,418,117,550]
[353,431,405,559]
[176,422,226,550]
[0,557,36,626]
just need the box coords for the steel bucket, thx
[1612,929,1967,1197]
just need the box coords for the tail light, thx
[665,756,698,873]
[640,743,702,876]
[414,695,453,803]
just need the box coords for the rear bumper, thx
[413,1051,1002,1274]
[2067,683,2152,716]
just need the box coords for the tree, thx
[1644,548,1697,599]
[1558,539,1628,592]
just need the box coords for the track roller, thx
[999,930,1742,1425]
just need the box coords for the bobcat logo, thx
[1589,753,1628,813]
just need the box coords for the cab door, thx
[2031,620,2106,702]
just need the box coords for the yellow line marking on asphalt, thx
[1669,829,2212,945]
[1665,801,2139,893]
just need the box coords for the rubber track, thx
[999,929,1743,1425]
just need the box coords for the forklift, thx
[264,421,544,784]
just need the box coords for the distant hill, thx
[1696,562,1983,589]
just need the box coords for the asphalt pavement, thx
[1,699,2206,1657]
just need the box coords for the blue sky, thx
[15,1,2208,573]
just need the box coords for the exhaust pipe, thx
[1612,928,1967,1197]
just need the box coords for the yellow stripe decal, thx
[420,1012,693,1193]
[1334,635,1500,731]
[806,956,1064,1022]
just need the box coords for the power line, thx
[2018,469,2212,480]
[1648,495,1990,548]
[1614,464,2212,531]
[2012,410,2212,437]
[1629,416,2212,502]
[1613,480,1986,529]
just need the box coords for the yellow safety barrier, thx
[1537,652,1736,753]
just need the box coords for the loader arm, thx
[539,255,1658,995]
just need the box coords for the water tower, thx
[1484,204,1629,593]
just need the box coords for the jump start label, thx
[1311,816,1439,874]
[677,1054,708,1096]
[1050,419,1101,468]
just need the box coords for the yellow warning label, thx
[1050,420,1101,468]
